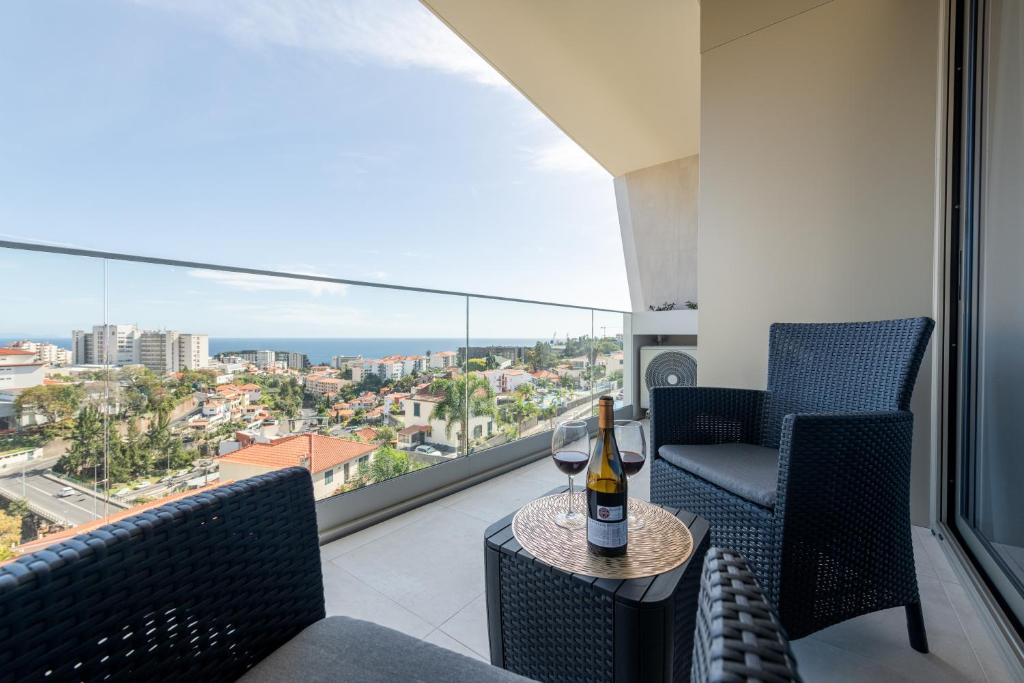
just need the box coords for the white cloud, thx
[129,0,510,88]
[528,138,607,176]
[187,268,346,296]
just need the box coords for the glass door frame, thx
[942,0,1024,638]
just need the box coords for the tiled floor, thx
[320,458,1017,682]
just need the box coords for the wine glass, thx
[614,420,647,529]
[551,420,590,530]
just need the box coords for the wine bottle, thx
[586,395,628,557]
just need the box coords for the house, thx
[351,426,379,443]
[401,392,494,449]
[217,433,376,500]
[529,370,559,383]
[481,369,533,394]
[398,424,430,449]
[595,351,624,372]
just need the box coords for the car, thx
[414,445,442,456]
[56,486,74,498]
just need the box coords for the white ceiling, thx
[421,0,701,177]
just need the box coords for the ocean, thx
[0,337,546,366]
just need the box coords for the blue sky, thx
[0,0,629,339]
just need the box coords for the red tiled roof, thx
[399,425,430,435]
[220,433,375,474]
[0,348,36,356]
[353,427,378,441]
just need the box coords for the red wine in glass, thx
[620,450,645,477]
[553,450,588,476]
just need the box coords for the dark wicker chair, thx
[650,318,934,650]
[692,548,801,683]
[0,468,325,682]
[0,468,529,683]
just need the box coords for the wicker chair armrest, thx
[692,547,801,683]
[774,411,917,630]
[650,387,766,455]
[776,410,914,505]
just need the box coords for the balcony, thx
[317,456,1013,682]
[2,0,1024,680]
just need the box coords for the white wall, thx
[615,155,700,311]
[698,0,941,523]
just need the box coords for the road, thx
[0,457,110,526]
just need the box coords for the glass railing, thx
[0,242,631,557]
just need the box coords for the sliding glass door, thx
[950,0,1024,629]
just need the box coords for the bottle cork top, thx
[598,395,614,428]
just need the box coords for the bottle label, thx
[588,505,627,549]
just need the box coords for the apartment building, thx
[305,374,349,399]
[8,340,72,367]
[427,351,457,369]
[72,324,207,372]
[331,355,361,370]
[0,348,45,391]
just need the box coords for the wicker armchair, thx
[0,468,529,683]
[650,318,934,649]
[692,548,801,683]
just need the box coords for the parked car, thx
[56,486,74,498]
[413,445,442,456]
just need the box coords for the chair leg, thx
[906,602,929,653]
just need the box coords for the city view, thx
[0,310,624,560]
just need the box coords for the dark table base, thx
[484,487,710,683]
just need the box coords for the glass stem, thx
[567,475,574,516]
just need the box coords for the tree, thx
[525,342,555,371]
[499,396,539,439]
[146,408,190,472]
[467,358,487,373]
[14,384,84,434]
[358,447,413,483]
[429,375,496,451]
[357,374,384,394]
[5,499,34,542]
[121,419,151,479]
[373,425,397,446]
[0,509,20,561]
[539,404,558,430]
[57,404,104,477]
[119,366,171,415]
[514,383,536,399]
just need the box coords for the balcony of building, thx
[1,0,1023,681]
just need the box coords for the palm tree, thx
[429,375,496,451]
[500,396,539,439]
[540,404,558,430]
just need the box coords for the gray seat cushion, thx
[240,616,534,683]
[658,443,780,509]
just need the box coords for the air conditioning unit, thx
[639,346,698,410]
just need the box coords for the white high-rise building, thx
[255,350,276,369]
[72,325,207,371]
[178,334,209,371]
[94,324,140,366]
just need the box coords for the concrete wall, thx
[697,0,941,523]
[615,155,699,312]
